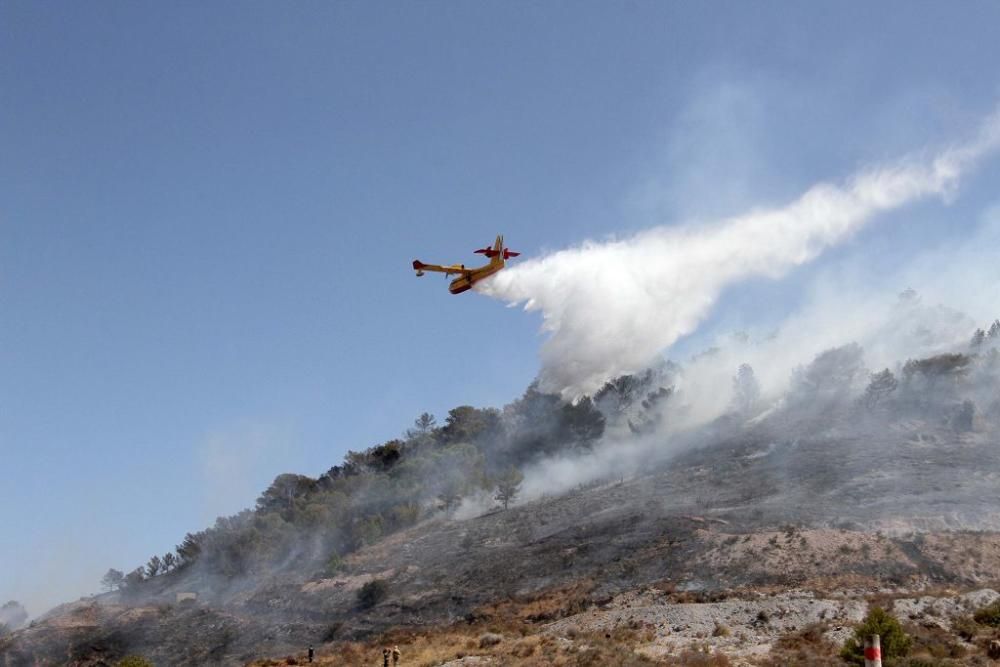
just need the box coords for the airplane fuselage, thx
[447,263,504,294]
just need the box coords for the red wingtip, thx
[412,260,425,269]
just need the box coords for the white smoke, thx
[479,109,1000,398]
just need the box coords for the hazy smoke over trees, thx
[0,601,28,634]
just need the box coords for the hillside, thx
[4,309,1000,666]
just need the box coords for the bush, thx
[324,552,343,576]
[973,600,1000,626]
[356,578,389,609]
[952,615,979,640]
[840,607,911,665]
[116,657,154,667]
[322,622,342,642]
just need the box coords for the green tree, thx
[863,368,898,409]
[989,319,1000,339]
[437,477,464,512]
[792,343,867,400]
[145,555,162,578]
[494,466,524,510]
[176,532,202,565]
[161,553,176,572]
[901,353,971,396]
[731,363,761,415]
[594,373,648,416]
[627,386,674,436]
[560,396,605,445]
[101,568,125,592]
[350,515,384,548]
[256,473,317,515]
[840,607,911,665]
[406,412,438,447]
[441,406,501,445]
[971,328,986,348]
[123,568,145,591]
[325,552,343,576]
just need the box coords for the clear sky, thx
[3,1,1000,614]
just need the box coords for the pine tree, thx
[161,553,176,572]
[145,555,163,578]
[863,369,898,409]
[100,568,125,592]
[176,533,201,565]
[731,364,761,415]
[971,328,986,348]
[494,466,524,510]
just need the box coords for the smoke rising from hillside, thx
[480,110,1000,398]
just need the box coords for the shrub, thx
[356,578,389,609]
[952,615,979,641]
[840,607,911,665]
[675,649,731,666]
[479,632,502,648]
[322,622,342,642]
[116,657,154,667]
[324,552,343,576]
[973,600,1000,626]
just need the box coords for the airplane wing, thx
[412,260,472,276]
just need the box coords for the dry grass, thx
[249,583,667,666]
[255,629,663,666]
[756,622,840,666]
[475,579,597,624]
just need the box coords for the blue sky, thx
[3,1,1000,614]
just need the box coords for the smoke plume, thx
[480,110,1000,398]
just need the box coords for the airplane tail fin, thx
[491,235,504,266]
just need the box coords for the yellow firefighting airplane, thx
[412,235,520,294]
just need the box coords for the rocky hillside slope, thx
[6,408,1000,665]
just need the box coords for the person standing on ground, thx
[307,645,314,663]
[382,647,390,667]
[392,645,401,665]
